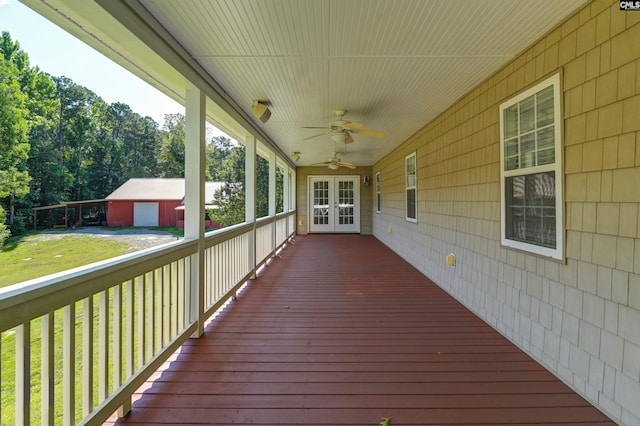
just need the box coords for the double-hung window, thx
[376,172,381,213]
[406,152,417,222]
[499,73,563,260]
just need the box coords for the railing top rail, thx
[0,238,197,331]
[0,210,297,331]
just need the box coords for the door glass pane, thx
[337,180,354,225]
[313,181,329,225]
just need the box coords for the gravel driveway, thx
[38,227,181,251]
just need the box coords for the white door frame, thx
[308,175,360,233]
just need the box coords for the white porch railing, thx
[0,211,295,426]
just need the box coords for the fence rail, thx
[0,211,295,425]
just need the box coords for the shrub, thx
[0,205,11,250]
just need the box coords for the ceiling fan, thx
[303,109,386,144]
[314,152,356,170]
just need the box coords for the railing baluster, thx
[155,267,162,351]
[146,271,154,359]
[63,303,75,425]
[15,322,30,425]
[163,265,171,345]
[120,279,134,418]
[99,289,109,401]
[171,263,178,337]
[82,297,94,417]
[137,275,145,369]
[113,283,123,391]
[40,312,56,425]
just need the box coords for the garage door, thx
[133,202,159,227]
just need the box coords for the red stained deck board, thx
[111,234,614,425]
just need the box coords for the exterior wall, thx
[296,166,373,235]
[107,200,133,227]
[372,1,640,424]
[107,200,181,227]
[158,200,181,227]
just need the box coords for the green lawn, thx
[0,232,145,424]
[0,234,132,288]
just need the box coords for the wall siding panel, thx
[372,1,640,423]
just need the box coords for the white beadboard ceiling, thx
[29,0,588,168]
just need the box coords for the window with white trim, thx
[500,73,563,260]
[405,152,417,222]
[376,172,381,213]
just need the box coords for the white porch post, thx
[283,164,290,213]
[268,152,276,253]
[184,82,206,337]
[245,135,257,277]
[268,152,276,218]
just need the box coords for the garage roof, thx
[106,178,225,202]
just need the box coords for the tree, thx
[209,143,245,227]
[0,32,31,229]
[206,135,235,181]
[157,113,185,177]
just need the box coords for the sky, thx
[0,0,185,126]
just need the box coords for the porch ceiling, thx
[25,0,587,168]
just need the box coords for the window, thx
[376,171,381,213]
[405,152,417,222]
[499,73,563,260]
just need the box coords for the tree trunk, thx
[9,193,15,225]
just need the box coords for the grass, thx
[1,230,174,424]
[0,234,131,288]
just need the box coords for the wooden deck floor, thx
[110,234,614,425]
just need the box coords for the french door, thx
[308,176,360,233]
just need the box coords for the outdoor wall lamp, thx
[251,100,271,124]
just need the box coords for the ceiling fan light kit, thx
[313,151,357,170]
[302,109,386,144]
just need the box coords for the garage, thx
[133,202,159,227]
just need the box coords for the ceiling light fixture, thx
[251,100,271,124]
[291,152,300,162]
[331,132,348,144]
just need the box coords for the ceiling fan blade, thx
[344,134,355,144]
[340,161,357,169]
[302,126,330,129]
[303,132,326,140]
[343,121,363,130]
[355,128,386,138]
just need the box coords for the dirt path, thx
[36,228,181,251]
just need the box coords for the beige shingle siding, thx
[373,1,640,423]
